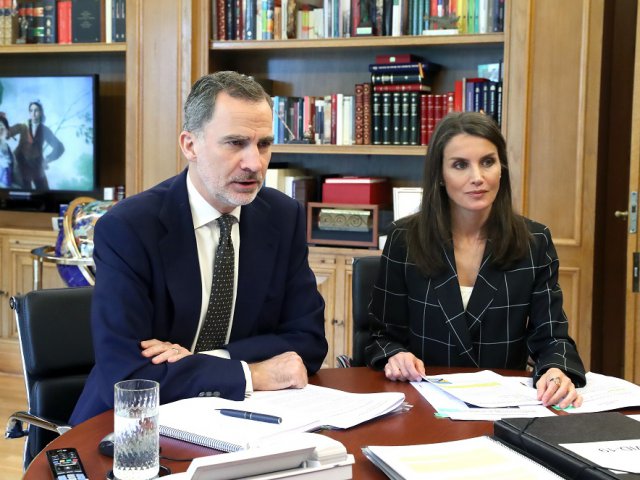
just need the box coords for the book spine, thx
[381,92,391,145]
[371,73,424,85]
[41,0,56,43]
[372,91,382,145]
[400,91,410,145]
[382,0,392,35]
[419,93,428,146]
[321,95,330,143]
[373,83,430,93]
[354,84,364,145]
[362,83,372,145]
[244,0,256,39]
[72,0,101,43]
[426,93,436,143]
[330,93,338,144]
[409,92,419,145]
[391,91,401,145]
[57,0,72,44]
[116,0,126,42]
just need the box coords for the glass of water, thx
[113,379,160,480]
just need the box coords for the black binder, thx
[493,412,640,480]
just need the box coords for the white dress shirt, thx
[186,173,253,394]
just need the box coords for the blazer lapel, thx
[466,241,502,337]
[158,170,203,346]
[231,193,279,340]
[433,245,478,366]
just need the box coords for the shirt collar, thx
[186,171,241,230]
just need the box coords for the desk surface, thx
[24,367,527,479]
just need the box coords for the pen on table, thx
[216,408,282,424]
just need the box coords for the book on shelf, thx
[159,384,405,452]
[114,0,125,42]
[41,0,56,43]
[372,91,382,145]
[72,0,101,43]
[371,73,426,85]
[391,91,401,145]
[362,83,372,145]
[363,436,564,480]
[265,166,306,193]
[57,0,72,44]
[375,53,424,65]
[494,412,640,479]
[372,83,431,93]
[368,61,441,76]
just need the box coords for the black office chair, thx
[5,287,94,469]
[337,255,380,368]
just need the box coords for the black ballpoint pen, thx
[216,408,282,424]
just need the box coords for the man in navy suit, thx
[71,71,327,424]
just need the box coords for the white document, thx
[422,370,542,408]
[560,439,640,474]
[411,380,553,421]
[558,372,640,413]
[363,436,563,480]
[159,384,405,451]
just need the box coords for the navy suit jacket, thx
[70,170,327,424]
[365,218,586,387]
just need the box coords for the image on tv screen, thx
[0,75,97,193]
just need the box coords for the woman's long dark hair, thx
[405,111,530,276]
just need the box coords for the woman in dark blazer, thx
[365,112,586,408]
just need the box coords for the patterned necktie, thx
[195,214,237,352]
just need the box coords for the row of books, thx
[271,85,501,147]
[0,0,125,45]
[211,0,505,41]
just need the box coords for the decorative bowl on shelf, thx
[54,196,117,287]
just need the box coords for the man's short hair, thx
[183,71,273,135]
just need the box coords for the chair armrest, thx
[5,410,72,439]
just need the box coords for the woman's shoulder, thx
[521,216,554,247]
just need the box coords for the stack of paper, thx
[363,436,563,479]
[413,370,640,420]
[159,384,405,452]
[412,370,552,420]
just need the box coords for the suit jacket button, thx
[197,392,205,397]
[213,391,221,397]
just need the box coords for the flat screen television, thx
[0,74,99,212]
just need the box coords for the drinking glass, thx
[113,379,160,480]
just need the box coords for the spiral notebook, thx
[159,384,405,452]
[362,436,564,480]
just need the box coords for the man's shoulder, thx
[104,173,186,223]
[255,186,300,212]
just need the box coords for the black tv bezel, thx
[0,73,100,213]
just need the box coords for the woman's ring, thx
[171,347,179,354]
[548,376,561,387]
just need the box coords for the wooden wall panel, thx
[126,0,191,195]
[506,0,605,368]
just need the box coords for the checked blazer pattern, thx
[365,218,586,387]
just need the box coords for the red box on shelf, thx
[322,177,391,206]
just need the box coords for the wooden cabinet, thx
[0,229,65,374]
[309,247,379,368]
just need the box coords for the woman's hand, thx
[140,339,192,364]
[384,352,425,382]
[536,367,583,408]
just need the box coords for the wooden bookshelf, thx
[0,43,126,54]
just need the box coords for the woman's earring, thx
[439,181,445,186]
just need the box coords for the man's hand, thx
[249,351,308,391]
[140,339,192,364]
[536,367,583,408]
[384,352,425,382]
